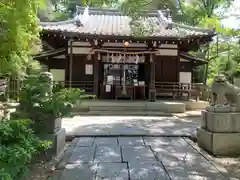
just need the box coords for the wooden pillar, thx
[69,40,73,88]
[93,52,99,96]
[149,54,156,102]
[177,47,180,82]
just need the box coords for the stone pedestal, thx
[149,89,156,102]
[39,128,66,155]
[197,110,240,156]
[35,116,66,156]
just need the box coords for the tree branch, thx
[176,0,185,16]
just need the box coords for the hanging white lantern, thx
[97,52,101,60]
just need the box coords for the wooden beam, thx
[149,54,156,102]
[93,53,99,96]
[69,40,73,88]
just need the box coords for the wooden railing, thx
[155,82,201,101]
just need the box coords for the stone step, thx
[72,111,173,116]
[75,101,187,113]
[74,105,186,113]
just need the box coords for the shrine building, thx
[36,6,215,101]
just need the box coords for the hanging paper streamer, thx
[101,52,147,63]
[118,53,122,63]
[110,53,114,62]
[135,54,139,64]
[97,52,101,60]
[107,53,109,62]
[150,54,153,62]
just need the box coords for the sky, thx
[221,0,240,29]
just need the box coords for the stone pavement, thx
[53,136,228,180]
[62,116,200,137]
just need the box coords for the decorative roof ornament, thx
[74,6,82,27]
[74,5,89,27]
[80,6,89,25]
[157,10,172,29]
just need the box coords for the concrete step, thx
[75,104,186,113]
[72,111,174,116]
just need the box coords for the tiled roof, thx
[33,48,66,59]
[180,52,207,65]
[40,7,215,38]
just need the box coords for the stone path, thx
[54,136,228,180]
[62,116,200,137]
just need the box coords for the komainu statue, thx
[210,74,240,111]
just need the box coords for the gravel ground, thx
[215,157,240,179]
[26,144,69,180]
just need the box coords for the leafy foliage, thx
[0,0,43,77]
[0,119,51,180]
[19,74,86,119]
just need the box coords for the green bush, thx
[0,119,51,180]
[18,74,95,120]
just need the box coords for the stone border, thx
[66,134,193,141]
[184,137,232,180]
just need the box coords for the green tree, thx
[0,0,42,77]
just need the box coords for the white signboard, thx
[85,64,93,75]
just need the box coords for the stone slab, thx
[94,146,122,162]
[93,137,118,146]
[206,111,240,133]
[197,127,240,156]
[75,137,95,147]
[152,137,225,179]
[68,147,96,163]
[152,138,201,166]
[128,162,170,180]
[118,137,144,146]
[96,163,129,180]
[166,165,206,180]
[165,161,226,180]
[59,163,97,180]
[121,146,157,163]
[144,137,170,146]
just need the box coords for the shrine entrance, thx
[99,53,147,100]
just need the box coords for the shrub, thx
[17,73,95,121]
[0,119,51,180]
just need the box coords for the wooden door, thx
[155,56,178,82]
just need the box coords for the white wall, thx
[155,49,178,56]
[179,72,192,83]
[50,69,65,82]
[68,47,94,54]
